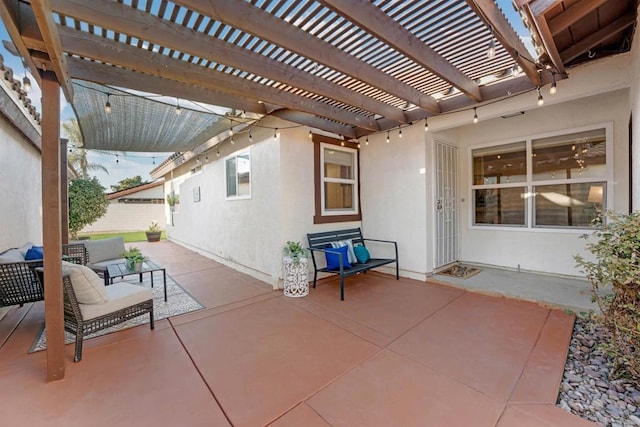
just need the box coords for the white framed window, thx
[471,125,611,229]
[225,149,251,199]
[320,143,358,216]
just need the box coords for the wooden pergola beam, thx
[548,0,608,36]
[50,0,408,124]
[559,12,636,63]
[30,0,73,101]
[466,0,541,86]
[0,0,42,87]
[523,7,566,73]
[320,0,482,102]
[171,0,441,114]
[269,110,358,139]
[57,27,380,131]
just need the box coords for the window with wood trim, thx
[313,134,361,224]
[225,149,251,199]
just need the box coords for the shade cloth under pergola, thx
[72,80,233,153]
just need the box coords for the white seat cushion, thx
[79,283,152,320]
[0,248,25,264]
[84,237,126,264]
[64,264,109,304]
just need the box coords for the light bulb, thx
[537,88,544,106]
[487,39,496,59]
[175,105,182,115]
[473,108,478,124]
[105,94,111,114]
[398,127,402,139]
[22,76,31,92]
[386,131,390,144]
[549,80,557,95]
[424,119,429,132]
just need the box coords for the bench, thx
[307,228,398,300]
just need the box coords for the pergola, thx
[0,0,635,380]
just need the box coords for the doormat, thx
[438,264,482,279]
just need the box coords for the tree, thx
[63,118,109,180]
[68,177,110,239]
[110,175,148,192]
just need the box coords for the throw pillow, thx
[354,245,371,263]
[325,245,351,271]
[331,239,357,265]
[83,237,126,263]
[63,264,109,304]
[25,246,44,260]
[18,242,35,257]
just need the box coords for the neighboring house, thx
[81,181,166,234]
[152,31,640,288]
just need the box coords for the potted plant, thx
[145,221,162,242]
[282,241,310,297]
[122,246,146,272]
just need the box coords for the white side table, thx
[283,256,309,297]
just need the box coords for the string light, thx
[386,131,390,144]
[115,154,119,163]
[216,149,220,157]
[152,157,155,165]
[537,86,544,106]
[487,26,496,59]
[230,136,235,145]
[473,107,478,124]
[398,126,402,139]
[549,73,557,95]
[424,118,429,132]
[366,136,369,146]
[308,129,312,139]
[175,98,182,115]
[274,128,278,140]
[22,71,31,92]
[249,132,253,143]
[241,110,246,119]
[229,122,234,137]
[105,94,111,114]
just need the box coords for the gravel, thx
[557,316,640,426]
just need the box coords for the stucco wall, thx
[0,114,42,249]
[167,120,283,286]
[450,89,629,277]
[359,124,429,280]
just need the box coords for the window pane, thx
[324,182,354,210]
[534,182,605,227]
[532,129,606,180]
[472,142,526,185]
[324,148,353,179]
[237,153,250,196]
[474,187,526,225]
[226,158,236,197]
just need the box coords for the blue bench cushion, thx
[325,245,351,271]
[354,245,371,263]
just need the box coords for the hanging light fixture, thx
[308,129,312,139]
[549,73,557,95]
[398,126,402,139]
[473,107,478,124]
[105,94,112,114]
[22,65,31,92]
[486,26,496,59]
[249,132,253,143]
[175,98,182,115]
[273,128,278,141]
[386,131,390,144]
[365,136,369,146]
[424,118,429,132]
[537,87,544,106]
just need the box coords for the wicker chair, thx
[61,272,154,362]
[0,258,44,307]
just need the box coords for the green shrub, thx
[575,210,640,384]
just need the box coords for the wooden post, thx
[60,138,68,244]
[41,70,65,381]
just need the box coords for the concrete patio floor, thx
[0,241,595,426]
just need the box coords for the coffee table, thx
[104,260,167,302]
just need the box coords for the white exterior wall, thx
[0,115,42,249]
[359,124,429,280]
[450,90,629,277]
[81,185,165,233]
[168,120,284,286]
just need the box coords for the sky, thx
[0,0,533,191]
